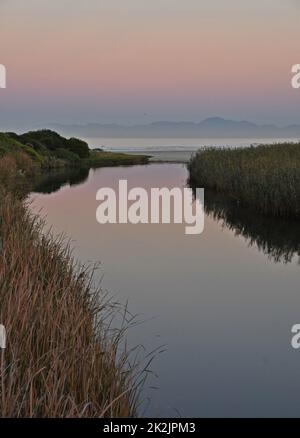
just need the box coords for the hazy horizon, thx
[1,0,300,130]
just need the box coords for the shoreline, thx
[0,133,146,417]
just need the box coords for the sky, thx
[0,0,300,130]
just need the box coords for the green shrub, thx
[18,130,67,152]
[66,137,90,159]
[54,148,80,162]
[20,145,44,162]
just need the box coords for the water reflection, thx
[34,167,300,264]
[192,187,300,264]
[33,167,90,194]
[28,163,300,417]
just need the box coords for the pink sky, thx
[0,0,300,128]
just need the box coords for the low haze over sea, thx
[83,137,300,162]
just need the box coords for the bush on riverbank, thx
[2,130,149,170]
[188,143,300,218]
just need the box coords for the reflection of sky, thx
[1,0,300,128]
[29,164,300,417]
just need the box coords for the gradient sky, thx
[1,0,300,130]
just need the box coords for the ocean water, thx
[84,137,300,162]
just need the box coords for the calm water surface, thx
[29,163,300,417]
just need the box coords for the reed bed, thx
[0,191,141,417]
[188,143,300,218]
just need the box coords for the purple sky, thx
[0,0,300,130]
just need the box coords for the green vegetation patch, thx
[0,130,150,171]
[89,150,150,167]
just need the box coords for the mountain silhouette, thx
[52,117,300,139]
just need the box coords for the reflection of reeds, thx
[195,189,300,263]
[32,166,90,194]
[188,143,300,218]
[0,193,142,417]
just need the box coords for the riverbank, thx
[0,141,143,417]
[0,130,149,174]
[0,129,150,197]
[188,142,300,218]
[89,150,149,167]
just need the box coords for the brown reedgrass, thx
[0,152,39,197]
[188,143,300,218]
[0,155,18,191]
[0,192,141,417]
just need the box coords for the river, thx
[28,158,300,417]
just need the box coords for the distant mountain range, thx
[51,117,300,139]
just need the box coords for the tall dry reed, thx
[0,192,140,417]
[188,143,300,218]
